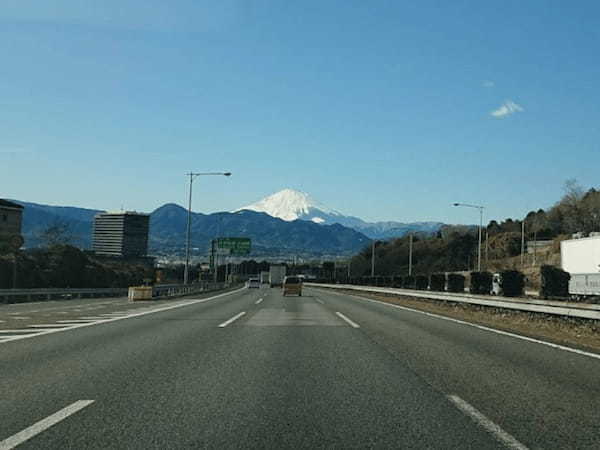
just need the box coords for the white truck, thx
[260,271,270,284]
[269,264,286,288]
[561,234,600,297]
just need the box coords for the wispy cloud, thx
[490,100,524,118]
[482,80,495,88]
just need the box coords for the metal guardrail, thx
[0,282,231,304]
[307,283,600,321]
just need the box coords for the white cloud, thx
[482,80,495,88]
[490,100,524,118]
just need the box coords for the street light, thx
[453,202,485,272]
[184,172,231,285]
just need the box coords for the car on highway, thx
[282,276,302,296]
[246,278,260,288]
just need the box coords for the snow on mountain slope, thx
[235,189,340,222]
[235,189,444,239]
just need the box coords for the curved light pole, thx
[453,202,485,272]
[184,172,231,284]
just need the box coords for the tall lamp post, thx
[184,172,231,285]
[453,202,485,272]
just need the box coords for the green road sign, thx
[215,237,251,255]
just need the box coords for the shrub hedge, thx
[415,275,428,290]
[429,273,446,291]
[447,274,465,293]
[500,270,525,297]
[540,265,570,298]
[470,271,493,295]
[403,275,415,289]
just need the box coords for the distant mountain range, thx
[12,200,370,257]
[236,189,444,239]
[10,189,444,257]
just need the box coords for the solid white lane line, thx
[55,320,96,324]
[448,395,528,450]
[335,312,360,328]
[315,298,325,304]
[0,400,95,450]
[1,288,246,345]
[218,312,246,328]
[255,298,263,304]
[0,330,43,334]
[27,324,70,329]
[318,289,600,362]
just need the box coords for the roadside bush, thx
[391,276,402,288]
[402,275,415,289]
[415,275,428,290]
[500,270,525,297]
[540,265,570,298]
[470,271,493,295]
[447,274,465,293]
[430,273,446,291]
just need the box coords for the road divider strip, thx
[0,400,95,450]
[0,288,245,345]
[335,312,360,328]
[448,395,528,450]
[218,312,246,328]
[314,288,600,361]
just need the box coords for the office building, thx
[93,212,150,258]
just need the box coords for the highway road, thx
[1,286,599,449]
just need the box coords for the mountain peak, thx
[235,188,334,221]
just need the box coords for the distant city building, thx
[92,212,150,258]
[0,199,24,241]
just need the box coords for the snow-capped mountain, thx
[235,189,444,239]
[235,189,342,224]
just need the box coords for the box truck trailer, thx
[561,234,600,297]
[269,265,286,288]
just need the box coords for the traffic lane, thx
[0,287,259,437]
[310,287,600,448]
[9,295,501,449]
[0,286,245,331]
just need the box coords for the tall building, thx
[92,212,150,258]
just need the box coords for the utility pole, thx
[371,240,375,277]
[453,203,484,272]
[485,228,489,269]
[521,219,525,267]
[533,229,537,266]
[408,234,413,276]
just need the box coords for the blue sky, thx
[2,1,600,224]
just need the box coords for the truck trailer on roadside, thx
[269,264,286,288]
[260,271,270,284]
[561,234,600,298]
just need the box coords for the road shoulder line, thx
[0,288,245,345]
[313,288,600,361]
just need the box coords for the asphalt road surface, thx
[1,286,599,449]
